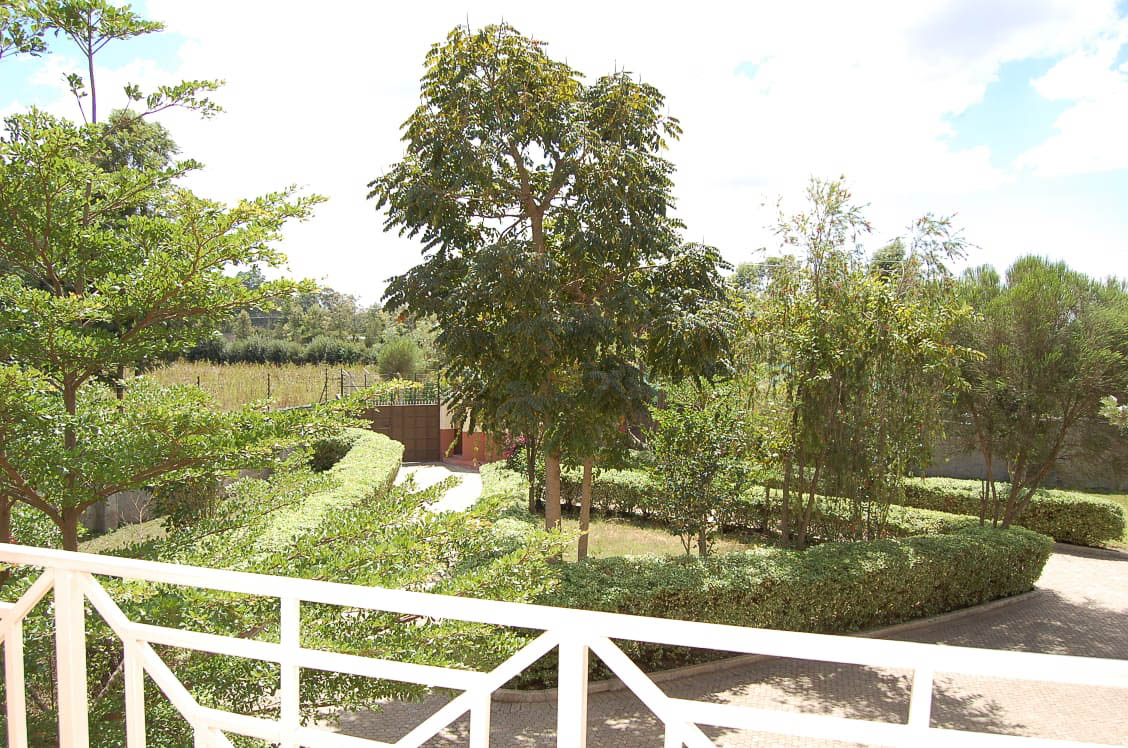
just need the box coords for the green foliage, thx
[377,335,422,380]
[7,432,570,745]
[309,432,359,473]
[902,477,1127,546]
[645,380,757,555]
[302,334,367,364]
[370,23,732,540]
[538,526,1051,677]
[0,2,324,549]
[556,466,980,541]
[741,178,972,548]
[953,257,1128,528]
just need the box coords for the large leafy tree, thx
[370,23,731,553]
[0,1,324,550]
[953,258,1128,528]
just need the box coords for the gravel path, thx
[334,502,1128,746]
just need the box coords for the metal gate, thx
[364,404,440,461]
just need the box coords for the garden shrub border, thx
[901,477,1126,546]
[480,465,1053,683]
[561,467,1126,547]
[256,428,403,550]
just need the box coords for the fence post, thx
[557,634,589,747]
[267,371,272,399]
[55,569,90,746]
[5,617,27,748]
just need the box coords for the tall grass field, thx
[150,361,378,410]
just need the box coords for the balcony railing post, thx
[54,569,89,746]
[4,617,28,748]
[280,596,300,748]
[557,633,589,747]
[124,640,146,747]
[469,691,491,747]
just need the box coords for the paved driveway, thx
[336,517,1128,746]
[395,462,483,514]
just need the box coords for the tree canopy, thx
[0,0,326,549]
[369,23,732,547]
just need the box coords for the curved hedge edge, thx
[543,525,1052,633]
[903,477,1127,546]
[256,428,403,551]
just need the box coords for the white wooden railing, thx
[1,544,1126,747]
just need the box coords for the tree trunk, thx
[0,497,11,587]
[697,530,708,558]
[577,457,593,560]
[526,433,539,514]
[780,455,794,546]
[545,452,562,532]
[61,506,82,552]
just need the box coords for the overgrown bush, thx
[377,336,422,379]
[304,334,367,364]
[901,477,1126,546]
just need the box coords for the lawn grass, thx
[79,518,166,554]
[558,514,762,561]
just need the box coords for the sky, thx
[2,0,1127,305]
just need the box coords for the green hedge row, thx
[901,477,1126,547]
[256,428,403,550]
[542,524,1051,635]
[559,468,980,541]
[483,466,1053,682]
[560,467,1125,547]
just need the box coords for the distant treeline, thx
[186,269,439,377]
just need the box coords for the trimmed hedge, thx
[482,466,1054,683]
[256,428,403,550]
[902,477,1126,546]
[560,468,980,540]
[544,525,1051,633]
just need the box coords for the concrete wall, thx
[927,422,1128,492]
[80,490,155,533]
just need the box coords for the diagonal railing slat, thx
[1,544,1126,747]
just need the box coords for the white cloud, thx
[1016,21,1128,176]
[8,0,1128,300]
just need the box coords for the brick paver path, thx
[333,543,1128,746]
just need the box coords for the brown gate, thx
[363,404,440,462]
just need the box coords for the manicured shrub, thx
[902,477,1126,546]
[546,525,1050,631]
[309,432,359,472]
[533,525,1052,679]
[560,467,980,541]
[256,428,402,550]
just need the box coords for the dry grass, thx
[559,514,762,561]
[148,361,378,410]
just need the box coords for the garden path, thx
[396,462,483,514]
[334,543,1128,746]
